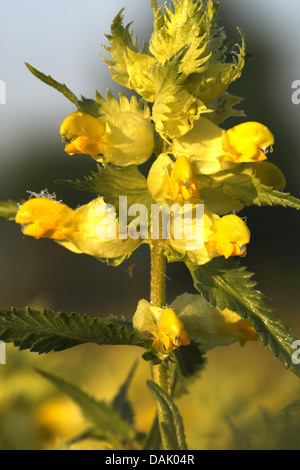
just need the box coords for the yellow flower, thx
[223,121,274,163]
[60,111,106,156]
[206,214,250,258]
[60,108,154,167]
[132,300,190,356]
[171,293,258,352]
[169,155,200,201]
[15,197,140,263]
[15,197,74,240]
[153,307,190,352]
[171,119,274,174]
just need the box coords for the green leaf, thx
[0,308,146,354]
[147,380,188,450]
[0,200,20,219]
[57,164,153,214]
[254,184,300,210]
[25,63,78,106]
[66,427,111,447]
[37,369,135,449]
[187,257,300,379]
[208,166,258,206]
[111,361,138,425]
[173,341,205,378]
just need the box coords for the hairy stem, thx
[149,240,171,450]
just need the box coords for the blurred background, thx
[1,0,300,450]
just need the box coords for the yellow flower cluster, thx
[12,0,284,357]
[15,0,280,268]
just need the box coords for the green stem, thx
[149,240,171,450]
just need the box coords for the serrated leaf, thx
[150,0,214,76]
[57,164,153,214]
[111,361,138,425]
[187,257,300,379]
[37,369,135,449]
[0,200,20,219]
[147,380,187,450]
[254,184,300,210]
[282,399,300,414]
[0,308,146,354]
[25,63,78,106]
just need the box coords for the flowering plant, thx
[0,0,300,450]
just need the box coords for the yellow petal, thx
[16,198,74,240]
[223,121,274,163]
